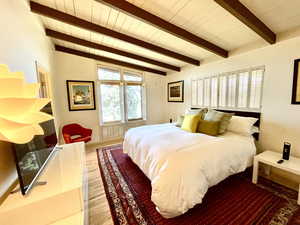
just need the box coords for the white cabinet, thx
[252,151,300,205]
[0,142,88,225]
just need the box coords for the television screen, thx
[12,103,58,195]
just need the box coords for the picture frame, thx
[35,61,51,98]
[66,80,96,111]
[291,58,300,104]
[168,80,184,102]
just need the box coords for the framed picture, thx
[292,58,300,104]
[66,80,96,111]
[168,80,184,102]
[35,61,51,98]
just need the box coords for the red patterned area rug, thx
[97,145,300,225]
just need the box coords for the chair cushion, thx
[71,136,91,143]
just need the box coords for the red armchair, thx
[62,123,92,144]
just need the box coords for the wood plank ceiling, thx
[31,0,300,75]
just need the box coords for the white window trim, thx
[97,65,146,125]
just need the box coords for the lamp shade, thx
[0,64,53,144]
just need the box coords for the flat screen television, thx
[12,103,58,195]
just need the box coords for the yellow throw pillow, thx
[181,114,201,133]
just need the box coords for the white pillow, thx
[251,126,260,134]
[185,108,207,115]
[227,116,258,136]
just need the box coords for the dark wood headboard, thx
[191,108,261,140]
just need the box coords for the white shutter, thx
[219,76,227,107]
[191,80,197,106]
[211,77,218,107]
[227,74,237,108]
[197,80,204,106]
[191,67,264,111]
[204,78,211,107]
[237,72,249,108]
[249,69,264,109]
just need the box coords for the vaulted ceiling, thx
[31,0,300,75]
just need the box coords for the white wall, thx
[0,0,55,200]
[166,36,300,158]
[53,52,166,144]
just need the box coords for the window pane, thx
[249,69,263,109]
[98,68,120,80]
[238,72,249,108]
[124,72,142,82]
[211,77,218,107]
[100,84,122,122]
[219,76,227,107]
[126,85,142,120]
[228,74,237,107]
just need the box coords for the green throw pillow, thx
[204,109,224,121]
[198,120,220,136]
[181,114,201,133]
[204,109,234,134]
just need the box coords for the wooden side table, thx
[252,151,300,205]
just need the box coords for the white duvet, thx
[123,123,256,218]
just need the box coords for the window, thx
[100,83,122,123]
[191,67,264,111]
[126,85,142,120]
[99,68,120,80]
[98,67,144,124]
[124,72,143,82]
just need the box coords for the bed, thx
[123,110,260,218]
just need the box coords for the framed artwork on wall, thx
[66,80,96,111]
[292,58,300,104]
[35,61,51,98]
[168,80,184,102]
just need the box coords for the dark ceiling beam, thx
[215,0,276,44]
[30,1,200,66]
[46,29,180,72]
[54,45,167,76]
[95,0,228,58]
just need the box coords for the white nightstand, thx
[252,151,300,205]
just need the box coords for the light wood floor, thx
[86,141,122,225]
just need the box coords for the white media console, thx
[0,142,88,225]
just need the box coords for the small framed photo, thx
[292,58,300,104]
[66,80,96,111]
[168,80,184,102]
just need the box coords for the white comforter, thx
[123,123,256,218]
